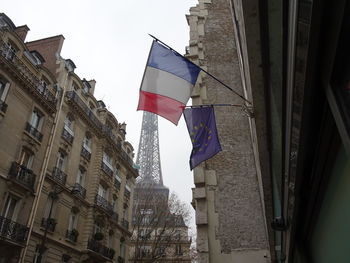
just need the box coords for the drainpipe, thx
[19,64,69,263]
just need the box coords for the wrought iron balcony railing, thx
[8,162,36,191]
[51,167,67,185]
[0,215,29,244]
[87,239,115,259]
[62,128,74,144]
[0,38,57,112]
[95,194,113,215]
[41,217,57,232]
[66,229,79,242]
[0,100,7,113]
[71,183,86,199]
[25,122,43,142]
[120,219,129,230]
[81,146,91,161]
[101,162,113,177]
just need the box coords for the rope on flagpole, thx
[148,34,252,106]
[184,104,254,118]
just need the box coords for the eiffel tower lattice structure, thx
[136,111,164,187]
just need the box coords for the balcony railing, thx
[25,122,43,142]
[66,229,78,242]
[71,183,86,199]
[62,128,74,144]
[95,194,113,215]
[87,239,115,260]
[81,146,91,161]
[8,162,36,191]
[41,218,57,232]
[0,100,7,113]
[51,167,67,185]
[120,219,129,230]
[0,215,29,244]
[0,38,57,112]
[101,162,113,177]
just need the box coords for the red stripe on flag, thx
[137,90,185,125]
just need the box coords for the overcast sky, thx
[2,0,198,217]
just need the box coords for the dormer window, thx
[82,81,91,94]
[2,41,17,61]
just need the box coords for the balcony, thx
[66,91,103,132]
[87,239,115,260]
[101,162,113,177]
[51,167,67,185]
[66,229,79,242]
[8,162,36,191]
[0,216,29,245]
[0,100,7,113]
[120,219,129,230]
[62,128,74,144]
[71,183,86,199]
[41,217,57,232]
[0,38,57,113]
[25,122,43,142]
[95,194,113,215]
[81,146,91,161]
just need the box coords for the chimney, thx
[15,25,30,41]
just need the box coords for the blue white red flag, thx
[183,106,222,170]
[137,40,201,125]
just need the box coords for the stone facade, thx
[0,13,137,263]
[186,1,270,262]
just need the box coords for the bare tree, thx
[130,184,192,263]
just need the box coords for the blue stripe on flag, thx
[147,41,201,85]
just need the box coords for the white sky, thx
[2,0,198,218]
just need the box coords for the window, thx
[93,221,103,234]
[98,184,108,199]
[30,109,43,131]
[1,194,19,220]
[2,42,17,61]
[107,233,114,248]
[83,81,90,94]
[68,212,78,231]
[76,168,85,186]
[120,238,126,258]
[0,78,10,102]
[102,152,113,170]
[83,135,92,152]
[56,151,66,171]
[175,244,182,255]
[33,245,47,263]
[64,115,74,135]
[37,79,48,94]
[19,148,33,169]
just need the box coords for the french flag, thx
[137,40,201,125]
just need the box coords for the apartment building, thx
[0,13,138,263]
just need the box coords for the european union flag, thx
[184,106,222,170]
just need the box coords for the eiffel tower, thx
[136,111,165,187]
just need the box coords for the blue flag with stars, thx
[184,106,222,170]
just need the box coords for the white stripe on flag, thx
[141,66,194,104]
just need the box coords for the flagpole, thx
[148,34,252,105]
